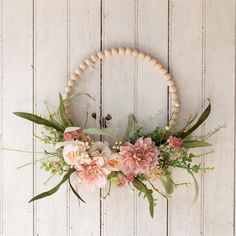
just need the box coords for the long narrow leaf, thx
[83,128,119,141]
[183,140,212,148]
[28,168,75,203]
[133,178,155,218]
[179,101,211,139]
[59,93,72,127]
[14,112,64,132]
[188,170,199,203]
[69,178,86,203]
[123,114,136,141]
[160,173,174,195]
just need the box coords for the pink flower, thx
[77,156,110,190]
[118,137,159,177]
[64,129,82,141]
[167,136,183,148]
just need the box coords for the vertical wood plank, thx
[168,1,203,235]
[136,1,168,235]
[0,0,3,234]
[2,0,33,235]
[68,1,101,235]
[102,0,136,235]
[34,1,68,235]
[204,1,235,235]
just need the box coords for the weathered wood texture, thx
[0,1,235,236]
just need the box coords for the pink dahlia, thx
[77,156,110,190]
[118,137,159,177]
[167,136,183,148]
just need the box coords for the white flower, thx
[63,141,90,167]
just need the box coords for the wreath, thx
[14,47,219,218]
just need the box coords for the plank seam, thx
[0,0,3,234]
[66,0,71,235]
[200,1,206,235]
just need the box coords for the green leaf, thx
[83,128,119,141]
[64,127,81,133]
[28,168,75,203]
[132,178,155,218]
[69,178,86,203]
[188,170,199,203]
[179,101,211,139]
[59,93,72,127]
[160,172,174,195]
[183,140,212,148]
[14,112,64,132]
[123,114,136,141]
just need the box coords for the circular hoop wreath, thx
[14,47,217,218]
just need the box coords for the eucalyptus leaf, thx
[14,112,64,132]
[183,140,212,148]
[28,168,75,203]
[69,178,86,203]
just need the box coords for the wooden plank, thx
[168,1,203,235]
[68,1,101,235]
[1,0,33,235]
[204,1,235,235]
[102,0,136,235]
[0,0,3,234]
[34,1,68,235]
[136,1,168,235]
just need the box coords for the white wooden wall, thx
[0,0,235,235]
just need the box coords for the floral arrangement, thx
[14,94,219,218]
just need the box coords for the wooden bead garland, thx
[64,47,181,127]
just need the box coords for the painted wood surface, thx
[0,1,235,236]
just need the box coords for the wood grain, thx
[1,0,33,235]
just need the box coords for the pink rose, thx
[167,136,183,148]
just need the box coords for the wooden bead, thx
[150,58,158,65]
[65,86,72,93]
[171,92,179,99]
[111,48,118,54]
[80,62,87,70]
[155,63,163,70]
[104,49,112,56]
[71,74,80,80]
[75,68,83,76]
[138,51,146,58]
[91,54,99,62]
[85,58,94,66]
[164,73,172,81]
[125,47,133,55]
[167,79,175,86]
[144,54,152,62]
[132,49,139,56]
[160,68,168,76]
[97,51,105,59]
[169,86,177,93]
[118,47,125,55]
[68,79,76,87]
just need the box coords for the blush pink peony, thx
[118,137,159,177]
[77,156,110,190]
